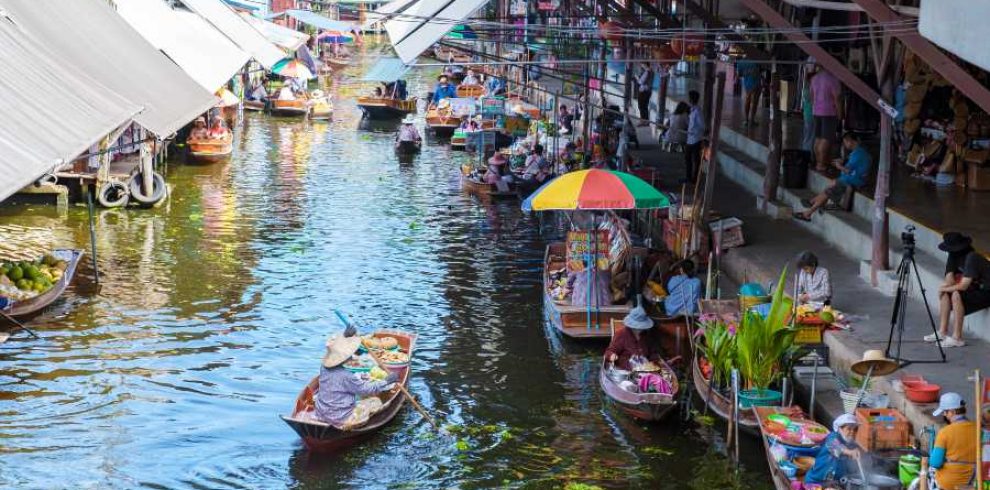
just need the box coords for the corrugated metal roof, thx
[0,13,140,202]
[115,0,251,91]
[181,0,285,69]
[0,0,216,138]
[386,0,489,64]
[284,9,357,32]
[361,57,411,82]
[240,12,309,52]
[361,0,417,30]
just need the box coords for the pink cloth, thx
[811,71,841,116]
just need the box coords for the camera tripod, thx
[884,233,947,366]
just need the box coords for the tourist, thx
[558,105,574,134]
[810,65,843,172]
[796,251,832,305]
[663,102,690,152]
[636,63,654,126]
[663,260,701,316]
[519,144,550,188]
[685,90,705,184]
[315,326,398,428]
[431,75,457,106]
[793,132,871,221]
[397,115,421,143]
[188,117,208,140]
[605,305,660,370]
[804,413,863,486]
[927,393,978,490]
[737,57,761,127]
[926,232,990,347]
[207,119,228,139]
[461,69,479,86]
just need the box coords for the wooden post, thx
[657,65,669,126]
[697,72,727,228]
[623,38,633,115]
[762,70,782,212]
[870,33,896,284]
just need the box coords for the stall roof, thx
[0,0,216,138]
[240,12,309,52]
[181,0,284,69]
[283,9,358,32]
[361,0,418,30]
[361,57,411,81]
[385,0,489,64]
[115,0,251,92]
[0,14,141,202]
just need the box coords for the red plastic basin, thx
[904,383,940,404]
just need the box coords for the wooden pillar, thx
[871,53,895,283]
[657,66,669,124]
[698,72,727,227]
[763,70,782,211]
[623,38,633,114]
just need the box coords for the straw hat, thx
[850,349,899,377]
[402,114,416,124]
[311,89,325,99]
[194,117,206,125]
[488,153,507,166]
[623,305,654,330]
[322,334,362,368]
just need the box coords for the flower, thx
[727,322,738,336]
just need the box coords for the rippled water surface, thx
[0,47,773,489]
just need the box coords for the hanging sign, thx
[566,230,610,271]
[481,97,504,116]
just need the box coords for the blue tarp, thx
[283,9,357,32]
[361,57,410,82]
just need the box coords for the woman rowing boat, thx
[316,325,399,429]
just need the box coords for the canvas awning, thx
[0,15,141,202]
[361,57,411,82]
[115,0,251,92]
[361,0,418,30]
[240,12,309,52]
[385,0,490,64]
[0,0,216,138]
[180,0,284,69]
[283,9,358,32]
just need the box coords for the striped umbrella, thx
[317,30,354,44]
[271,59,315,79]
[521,169,670,211]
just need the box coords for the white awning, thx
[0,0,217,138]
[114,0,251,92]
[385,0,489,64]
[362,0,418,31]
[180,0,285,69]
[240,12,309,52]
[0,15,140,202]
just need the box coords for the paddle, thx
[332,310,441,432]
[0,310,40,340]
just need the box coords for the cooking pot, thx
[842,473,901,490]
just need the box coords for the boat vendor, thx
[605,306,661,370]
[797,251,832,305]
[431,75,457,106]
[483,152,511,185]
[519,144,550,184]
[397,115,422,143]
[461,69,480,86]
[663,259,701,316]
[278,84,296,101]
[189,117,208,140]
[315,326,399,429]
[925,392,978,490]
[485,71,505,96]
[803,413,863,488]
[207,118,228,139]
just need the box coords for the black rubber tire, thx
[128,172,167,206]
[97,181,129,208]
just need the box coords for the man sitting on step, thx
[793,131,871,221]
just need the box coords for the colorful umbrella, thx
[521,169,670,211]
[271,58,315,79]
[446,24,477,40]
[318,30,354,44]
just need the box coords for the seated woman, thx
[797,251,832,305]
[188,117,208,141]
[804,414,862,488]
[483,153,509,185]
[926,232,990,347]
[315,326,398,429]
[663,260,702,316]
[207,119,228,139]
[605,306,661,370]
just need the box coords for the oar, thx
[332,310,441,432]
[0,310,40,340]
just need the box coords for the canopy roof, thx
[240,12,309,52]
[0,0,216,138]
[385,0,490,64]
[0,13,140,202]
[361,57,411,82]
[361,0,418,30]
[180,0,284,69]
[283,9,358,32]
[115,0,251,91]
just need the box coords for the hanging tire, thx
[97,181,129,208]
[128,172,167,206]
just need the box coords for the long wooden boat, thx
[599,346,679,421]
[459,166,517,199]
[425,107,461,136]
[271,99,310,117]
[187,133,233,163]
[323,57,351,70]
[8,249,83,318]
[356,97,416,120]
[691,353,761,434]
[395,140,421,154]
[754,406,827,490]
[281,329,417,452]
[243,99,266,112]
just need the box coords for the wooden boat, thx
[456,85,484,98]
[271,98,310,117]
[599,344,679,421]
[243,99,266,112]
[356,97,416,120]
[691,353,761,434]
[459,165,517,199]
[310,101,333,121]
[395,140,421,154]
[187,133,233,163]
[281,330,417,452]
[450,132,467,149]
[425,107,461,136]
[754,406,826,490]
[8,249,83,318]
[323,56,350,70]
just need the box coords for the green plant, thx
[734,268,797,391]
[697,317,737,389]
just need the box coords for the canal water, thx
[0,46,772,489]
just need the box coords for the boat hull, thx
[600,359,678,422]
[357,98,415,120]
[395,141,421,154]
[187,135,233,164]
[459,171,517,200]
[8,249,83,318]
[243,100,266,112]
[271,99,310,117]
[691,355,761,434]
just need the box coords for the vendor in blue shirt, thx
[431,75,457,106]
[795,131,871,221]
[485,72,505,96]
[804,413,864,486]
[663,259,702,316]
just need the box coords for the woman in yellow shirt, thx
[930,392,978,490]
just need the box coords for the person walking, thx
[737,57,761,127]
[636,63,654,126]
[684,90,705,183]
[810,65,843,172]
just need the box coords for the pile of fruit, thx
[795,304,839,325]
[361,335,398,351]
[0,254,67,302]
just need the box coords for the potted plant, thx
[734,268,797,407]
[696,315,737,390]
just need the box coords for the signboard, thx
[481,97,503,116]
[448,97,477,117]
[504,115,529,137]
[566,230,610,272]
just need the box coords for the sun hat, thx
[322,334,362,368]
[850,349,899,377]
[402,114,416,124]
[933,392,965,417]
[938,232,973,253]
[623,305,654,330]
[832,413,859,432]
[488,153,507,166]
